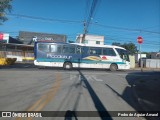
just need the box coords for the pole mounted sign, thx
[137,36,143,44]
[137,36,143,72]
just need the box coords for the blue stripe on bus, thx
[37,58,126,64]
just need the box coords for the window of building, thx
[103,48,116,56]
[96,41,100,44]
[82,40,88,44]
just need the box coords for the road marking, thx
[16,72,61,120]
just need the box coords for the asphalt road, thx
[0,63,159,120]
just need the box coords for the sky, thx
[0,0,160,52]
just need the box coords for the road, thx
[0,63,159,120]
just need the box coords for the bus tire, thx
[110,64,118,71]
[63,62,72,70]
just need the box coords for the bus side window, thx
[62,45,69,53]
[89,47,102,55]
[38,44,49,52]
[76,47,81,54]
[62,45,75,54]
[103,48,116,56]
[69,46,76,54]
[51,44,62,53]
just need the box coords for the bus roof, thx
[70,43,126,50]
[36,42,126,50]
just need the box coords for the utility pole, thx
[82,20,86,43]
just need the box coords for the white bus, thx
[34,42,130,71]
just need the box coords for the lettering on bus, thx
[47,54,72,59]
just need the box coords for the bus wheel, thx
[110,64,118,71]
[64,62,72,70]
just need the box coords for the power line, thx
[84,0,99,34]
[92,23,160,34]
[7,13,83,24]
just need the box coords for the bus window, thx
[76,46,81,54]
[89,47,102,55]
[69,46,76,54]
[38,44,49,52]
[103,48,116,56]
[62,45,75,54]
[51,44,62,53]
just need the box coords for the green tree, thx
[121,43,138,54]
[68,40,75,43]
[112,42,138,54]
[0,0,12,24]
[112,42,121,46]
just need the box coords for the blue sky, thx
[1,0,160,52]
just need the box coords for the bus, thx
[34,42,130,71]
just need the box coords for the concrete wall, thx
[129,55,135,68]
[146,59,160,68]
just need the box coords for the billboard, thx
[19,31,67,44]
[0,33,9,43]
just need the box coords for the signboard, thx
[0,33,9,43]
[19,31,67,44]
[0,33,3,40]
[137,36,143,44]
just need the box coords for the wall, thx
[146,59,160,68]
[135,54,146,62]
[129,55,135,68]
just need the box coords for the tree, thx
[0,0,12,24]
[112,42,138,54]
[68,40,75,43]
[112,42,121,46]
[121,43,138,54]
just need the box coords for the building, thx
[76,34,104,45]
[18,31,67,45]
[134,53,147,63]
[151,52,160,59]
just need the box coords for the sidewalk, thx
[130,67,160,71]
[132,72,160,111]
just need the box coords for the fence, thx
[0,51,34,62]
[146,59,160,69]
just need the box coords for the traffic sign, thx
[137,36,143,44]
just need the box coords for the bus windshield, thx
[115,48,130,62]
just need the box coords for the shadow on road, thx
[104,71,160,120]
[77,70,112,120]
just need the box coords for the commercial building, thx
[19,31,67,45]
[1,31,67,62]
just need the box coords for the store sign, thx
[33,36,54,42]
[0,33,9,43]
[0,33,3,40]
